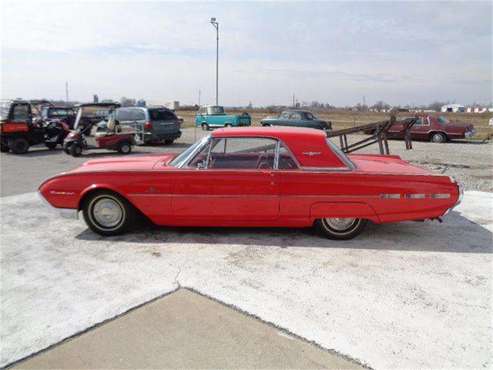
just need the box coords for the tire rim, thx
[89,196,125,230]
[121,144,130,153]
[432,134,444,143]
[322,218,359,233]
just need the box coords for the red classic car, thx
[39,127,462,240]
[383,115,475,143]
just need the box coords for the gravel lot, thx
[1,127,492,196]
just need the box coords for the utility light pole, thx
[210,17,219,106]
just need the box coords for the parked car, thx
[41,106,76,128]
[0,100,69,153]
[261,110,332,131]
[366,115,475,143]
[39,127,461,240]
[195,106,251,130]
[63,104,135,157]
[115,106,182,145]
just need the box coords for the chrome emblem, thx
[302,151,321,156]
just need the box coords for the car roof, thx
[212,127,347,168]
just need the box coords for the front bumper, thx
[37,191,79,219]
[465,129,476,138]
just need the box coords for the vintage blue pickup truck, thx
[195,106,251,130]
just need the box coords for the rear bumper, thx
[144,130,182,143]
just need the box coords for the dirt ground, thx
[175,110,493,140]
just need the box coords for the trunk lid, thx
[349,154,432,176]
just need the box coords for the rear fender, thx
[310,202,380,223]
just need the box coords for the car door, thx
[172,137,280,223]
[409,117,428,139]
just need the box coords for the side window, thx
[414,118,422,126]
[12,104,30,122]
[209,138,277,170]
[280,112,290,119]
[289,112,302,120]
[278,143,298,170]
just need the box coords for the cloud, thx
[1,0,491,106]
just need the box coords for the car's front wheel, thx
[83,191,136,236]
[315,218,367,240]
[201,123,209,131]
[9,138,29,154]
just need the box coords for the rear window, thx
[149,109,176,121]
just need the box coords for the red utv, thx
[0,100,69,154]
[63,103,135,157]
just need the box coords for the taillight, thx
[144,121,152,130]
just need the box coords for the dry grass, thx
[176,110,493,140]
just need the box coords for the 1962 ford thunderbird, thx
[39,127,462,240]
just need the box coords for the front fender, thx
[310,202,380,223]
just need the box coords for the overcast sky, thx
[1,1,492,106]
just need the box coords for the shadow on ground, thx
[76,210,492,254]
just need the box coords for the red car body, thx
[387,115,475,142]
[39,127,461,239]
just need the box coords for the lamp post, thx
[210,17,219,106]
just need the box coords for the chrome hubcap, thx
[324,217,357,231]
[92,198,123,228]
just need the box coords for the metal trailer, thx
[326,115,418,155]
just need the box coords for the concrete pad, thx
[1,191,492,369]
[13,289,361,369]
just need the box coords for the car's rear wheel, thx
[117,141,132,154]
[9,138,29,154]
[316,218,367,240]
[430,132,447,143]
[201,123,209,131]
[45,142,57,150]
[164,139,174,145]
[225,123,232,127]
[83,191,135,236]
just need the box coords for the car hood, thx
[71,153,176,173]
[349,154,433,176]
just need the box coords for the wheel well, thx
[79,188,128,211]
[78,187,150,223]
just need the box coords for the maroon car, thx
[387,115,475,143]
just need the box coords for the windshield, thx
[437,116,449,125]
[305,112,316,120]
[169,135,210,167]
[48,108,73,117]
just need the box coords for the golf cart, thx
[0,100,69,154]
[63,103,135,157]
